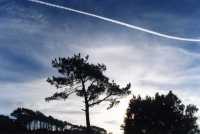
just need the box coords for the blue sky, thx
[1,0,200,133]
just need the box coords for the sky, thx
[1,0,200,133]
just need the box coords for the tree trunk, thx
[82,79,91,133]
[85,95,91,133]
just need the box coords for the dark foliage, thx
[0,107,107,134]
[0,115,26,133]
[11,107,66,131]
[46,53,131,131]
[123,91,200,134]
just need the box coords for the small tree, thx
[46,53,131,133]
[123,91,200,134]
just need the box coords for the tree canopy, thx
[123,91,200,134]
[46,53,131,131]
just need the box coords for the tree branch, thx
[88,94,113,107]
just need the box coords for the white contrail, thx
[28,0,200,42]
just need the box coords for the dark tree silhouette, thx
[46,53,131,132]
[11,108,63,131]
[11,108,35,131]
[0,107,107,134]
[123,91,200,134]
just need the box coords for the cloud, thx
[77,37,200,133]
[2,25,199,133]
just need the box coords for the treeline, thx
[0,108,107,134]
[1,91,200,134]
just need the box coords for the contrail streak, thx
[28,0,200,42]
